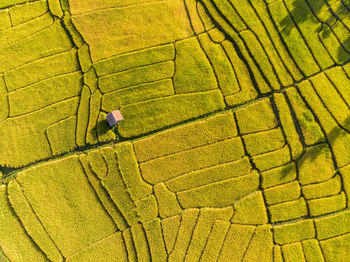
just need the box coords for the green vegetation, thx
[134,111,237,162]
[174,37,217,93]
[274,220,315,245]
[0,20,72,72]
[46,116,77,155]
[242,225,273,261]
[264,181,301,205]
[252,145,291,171]
[9,71,82,116]
[66,233,127,262]
[177,170,260,208]
[269,0,320,76]
[262,162,297,189]
[243,128,285,156]
[273,92,303,160]
[166,157,251,192]
[269,198,308,223]
[308,192,346,217]
[140,137,244,184]
[98,61,174,94]
[286,87,325,145]
[180,207,232,261]
[4,1,44,14]
[302,175,342,199]
[168,209,199,262]
[218,224,256,261]
[320,233,350,262]
[101,79,174,112]
[118,90,225,138]
[298,144,335,185]
[0,0,349,260]
[302,239,325,262]
[0,186,47,262]
[12,156,117,257]
[5,48,79,92]
[315,210,350,240]
[70,0,193,61]
[231,191,268,225]
[154,183,182,218]
[235,98,278,134]
[222,40,258,106]
[198,32,239,96]
[282,242,306,262]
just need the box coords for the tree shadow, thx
[279,0,350,63]
[281,115,350,177]
[0,166,17,180]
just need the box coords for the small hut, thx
[106,110,124,126]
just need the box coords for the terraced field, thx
[0,0,350,261]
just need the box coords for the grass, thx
[0,0,350,260]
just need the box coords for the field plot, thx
[0,0,349,261]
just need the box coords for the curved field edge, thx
[0,0,349,261]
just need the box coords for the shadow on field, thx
[279,0,350,63]
[94,118,122,141]
[281,115,350,177]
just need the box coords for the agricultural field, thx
[0,0,350,261]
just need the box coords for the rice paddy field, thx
[0,0,350,261]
